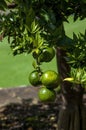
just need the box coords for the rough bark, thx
[56,47,85,130]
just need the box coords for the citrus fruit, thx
[29,70,41,86]
[41,70,59,88]
[38,47,55,62]
[38,86,56,102]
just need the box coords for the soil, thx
[0,86,86,130]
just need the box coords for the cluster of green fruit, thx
[28,46,59,102]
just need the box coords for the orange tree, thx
[0,0,86,130]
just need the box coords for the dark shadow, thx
[0,96,62,130]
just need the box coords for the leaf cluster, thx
[70,67,86,85]
[67,31,86,68]
[64,67,86,87]
[0,0,86,56]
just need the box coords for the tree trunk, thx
[56,47,86,130]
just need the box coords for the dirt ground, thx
[0,86,86,130]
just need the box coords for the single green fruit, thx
[38,86,56,102]
[38,47,55,62]
[29,70,41,86]
[41,70,59,88]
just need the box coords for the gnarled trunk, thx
[57,89,85,130]
[56,47,86,130]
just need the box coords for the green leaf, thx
[82,0,86,3]
[25,8,35,31]
[32,32,44,48]
[63,77,74,82]
[64,0,69,2]
[31,20,40,33]
[0,0,7,10]
[32,60,37,69]
[40,9,50,23]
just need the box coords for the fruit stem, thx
[36,57,42,76]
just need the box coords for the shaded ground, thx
[0,86,86,130]
[0,86,61,130]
